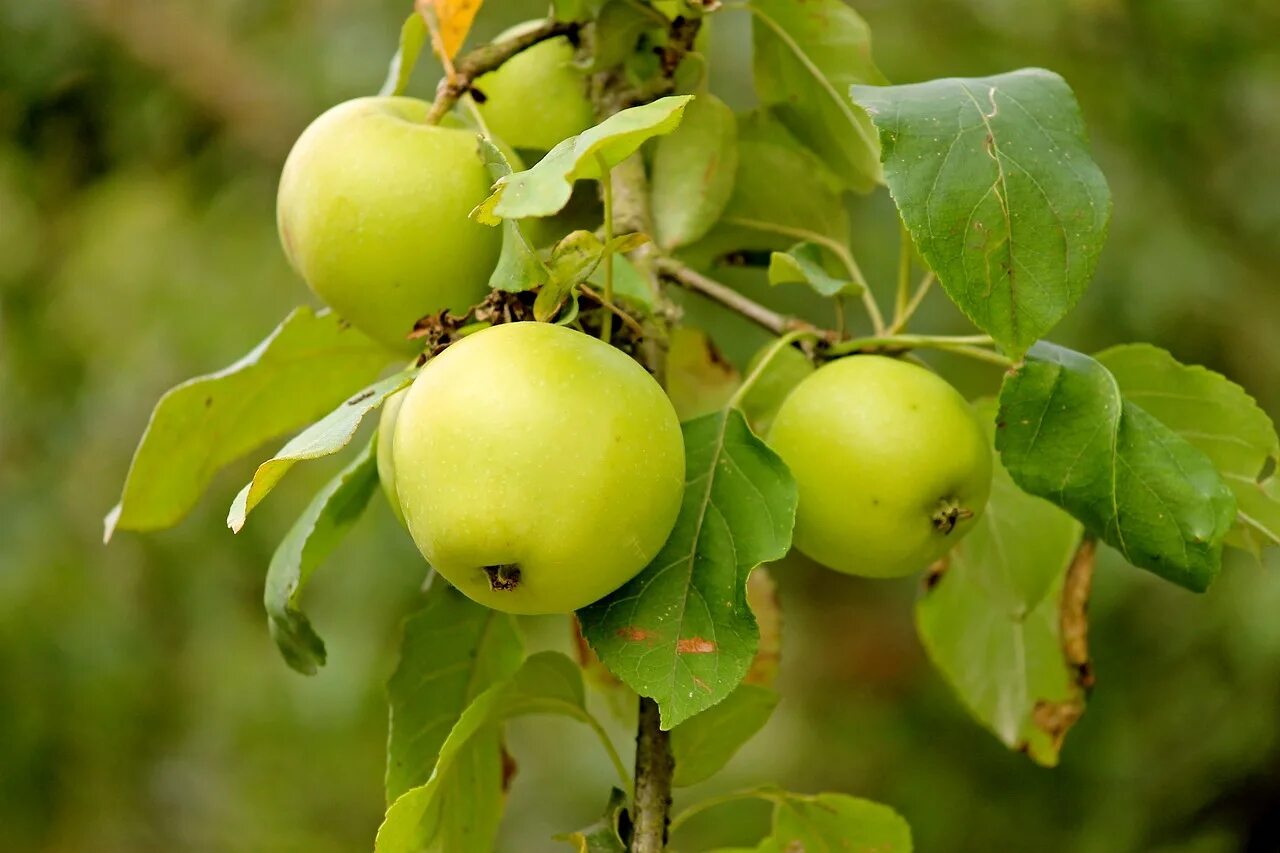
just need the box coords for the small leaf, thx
[851,69,1112,359]
[227,370,416,533]
[386,576,524,802]
[917,401,1087,766]
[418,0,484,62]
[664,327,741,421]
[671,684,778,787]
[475,96,693,221]
[750,0,886,193]
[766,792,912,852]
[476,137,549,293]
[1096,343,1280,554]
[554,788,630,852]
[766,242,859,297]
[380,12,429,97]
[652,92,739,249]
[104,307,390,541]
[682,112,849,266]
[265,438,379,675]
[997,343,1235,591]
[578,409,797,729]
[376,652,621,853]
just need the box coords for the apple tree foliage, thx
[106,1,1280,850]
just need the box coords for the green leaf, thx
[749,0,886,193]
[738,341,813,437]
[476,137,549,293]
[917,401,1087,766]
[474,96,693,221]
[997,343,1236,591]
[671,684,778,787]
[386,577,524,803]
[227,370,416,533]
[380,12,429,97]
[578,409,797,729]
[651,92,739,249]
[766,792,912,852]
[665,327,741,422]
[376,652,622,853]
[767,241,859,297]
[104,307,390,541]
[264,438,379,676]
[554,788,630,852]
[587,252,654,313]
[851,69,1112,359]
[1095,343,1280,554]
[681,112,849,266]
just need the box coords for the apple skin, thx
[767,355,992,578]
[475,33,593,152]
[376,387,408,525]
[392,322,685,614]
[277,97,499,352]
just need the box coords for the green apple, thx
[392,322,685,614]
[475,27,593,152]
[376,386,408,525]
[277,97,499,352]
[767,355,992,578]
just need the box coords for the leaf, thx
[577,408,797,729]
[851,69,1112,359]
[376,652,621,853]
[670,684,778,787]
[765,792,913,852]
[386,577,524,802]
[738,342,813,437]
[380,12,429,97]
[1096,343,1280,553]
[227,370,416,533]
[474,95,693,221]
[665,327,741,421]
[682,112,849,266]
[264,438,379,676]
[476,137,549,293]
[996,342,1236,591]
[766,242,859,297]
[651,92,739,249]
[104,307,390,541]
[917,401,1087,766]
[749,0,886,193]
[554,788,630,852]
[743,566,782,688]
[587,252,654,313]
[418,0,484,63]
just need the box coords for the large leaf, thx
[651,92,739,249]
[385,577,524,803]
[670,684,778,787]
[851,70,1112,358]
[1096,344,1280,554]
[997,343,1235,591]
[749,0,885,193]
[917,401,1087,766]
[376,652,623,853]
[104,307,390,541]
[264,438,379,675]
[702,790,912,853]
[682,112,849,266]
[476,137,549,293]
[380,12,429,97]
[474,96,693,221]
[578,408,797,729]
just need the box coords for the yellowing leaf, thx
[416,0,484,64]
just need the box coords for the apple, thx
[277,97,500,352]
[376,386,408,525]
[392,322,685,613]
[475,27,593,152]
[767,355,992,578]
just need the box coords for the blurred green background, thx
[2,1,1279,851]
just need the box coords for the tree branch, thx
[655,256,822,339]
[631,696,674,853]
[426,19,581,124]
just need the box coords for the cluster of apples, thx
[275,30,992,615]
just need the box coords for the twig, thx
[578,284,646,339]
[825,333,1012,367]
[425,19,581,124]
[889,271,935,334]
[655,257,821,339]
[632,697,674,853]
[894,221,912,327]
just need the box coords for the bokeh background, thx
[3,1,1279,851]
